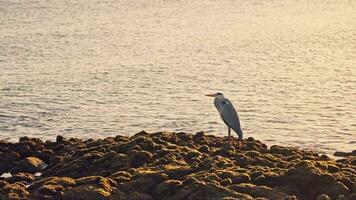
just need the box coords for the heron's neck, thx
[214,96,225,113]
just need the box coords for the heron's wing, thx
[220,99,242,135]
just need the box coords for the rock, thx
[56,135,64,143]
[35,184,64,197]
[0,182,29,200]
[28,177,77,192]
[123,172,169,193]
[318,181,349,199]
[327,164,340,173]
[152,180,183,199]
[109,153,130,169]
[221,178,232,186]
[218,144,236,157]
[10,157,47,174]
[246,150,261,157]
[0,132,354,200]
[33,176,114,200]
[229,183,296,200]
[216,170,251,184]
[317,194,331,200]
[283,160,350,199]
[161,164,194,179]
[6,173,35,184]
[333,151,356,157]
[171,182,253,200]
[347,193,356,200]
[110,171,132,183]
[183,177,201,185]
[270,145,297,157]
[194,131,205,139]
[129,150,153,167]
[186,150,202,160]
[62,184,110,200]
[198,145,209,153]
[126,192,153,200]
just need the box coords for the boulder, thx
[123,172,169,193]
[282,160,350,199]
[0,182,29,200]
[10,157,46,174]
[152,180,183,199]
[171,182,253,200]
[317,194,331,200]
[6,173,35,184]
[129,150,153,167]
[229,183,296,200]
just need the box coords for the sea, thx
[0,0,355,154]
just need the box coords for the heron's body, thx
[207,93,243,141]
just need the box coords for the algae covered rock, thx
[0,131,354,200]
[6,173,35,184]
[122,172,169,193]
[152,180,183,199]
[10,157,47,174]
[282,160,351,199]
[229,183,297,200]
[0,182,29,200]
[171,182,253,200]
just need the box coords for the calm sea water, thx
[0,0,355,154]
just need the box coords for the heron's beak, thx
[205,94,216,97]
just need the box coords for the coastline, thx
[0,131,355,200]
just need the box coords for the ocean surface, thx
[0,0,355,154]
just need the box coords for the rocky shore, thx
[0,131,355,200]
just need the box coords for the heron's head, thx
[205,92,224,97]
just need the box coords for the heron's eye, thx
[217,92,223,95]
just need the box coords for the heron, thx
[206,92,243,142]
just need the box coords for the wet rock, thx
[172,182,253,200]
[216,170,251,184]
[152,180,183,199]
[327,164,340,173]
[198,145,209,153]
[317,194,331,200]
[6,173,35,184]
[283,160,350,199]
[56,135,65,143]
[194,131,204,139]
[218,144,236,157]
[28,177,76,195]
[10,157,46,174]
[0,132,354,200]
[318,181,349,199]
[123,172,169,193]
[0,182,29,200]
[221,178,232,186]
[129,150,153,167]
[347,193,356,200]
[270,145,298,157]
[109,153,130,169]
[186,149,202,160]
[37,176,114,200]
[35,184,64,197]
[229,183,296,200]
[333,151,356,157]
[246,150,261,158]
[62,184,110,200]
[160,164,194,179]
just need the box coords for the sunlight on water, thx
[0,0,355,154]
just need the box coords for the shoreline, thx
[0,131,355,200]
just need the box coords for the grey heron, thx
[206,92,243,142]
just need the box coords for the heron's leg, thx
[228,127,231,144]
